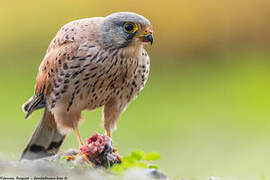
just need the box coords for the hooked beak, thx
[141,28,154,45]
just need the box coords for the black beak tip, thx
[144,34,153,45]
[148,35,153,45]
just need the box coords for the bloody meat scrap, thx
[80,132,121,167]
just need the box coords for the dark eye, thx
[125,23,134,32]
[123,22,138,33]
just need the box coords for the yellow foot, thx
[66,155,76,161]
[66,151,82,161]
[107,131,112,138]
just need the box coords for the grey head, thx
[101,12,153,49]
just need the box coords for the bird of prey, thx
[21,12,153,160]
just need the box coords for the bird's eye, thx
[123,22,138,33]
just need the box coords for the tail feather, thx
[20,108,66,160]
[23,95,46,119]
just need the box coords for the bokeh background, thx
[1,0,270,179]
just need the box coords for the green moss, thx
[111,150,161,174]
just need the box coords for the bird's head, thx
[101,12,153,49]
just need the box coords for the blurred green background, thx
[1,0,270,179]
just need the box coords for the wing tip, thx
[22,97,34,119]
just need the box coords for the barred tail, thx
[20,108,65,160]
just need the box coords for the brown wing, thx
[35,43,79,95]
[23,40,79,118]
[34,18,103,96]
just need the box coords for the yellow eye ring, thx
[123,22,139,34]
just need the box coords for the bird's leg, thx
[66,127,84,160]
[74,127,96,165]
[106,130,117,152]
[74,127,84,147]
[106,130,112,138]
[104,99,126,154]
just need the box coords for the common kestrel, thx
[21,12,153,160]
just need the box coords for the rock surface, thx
[0,153,167,180]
